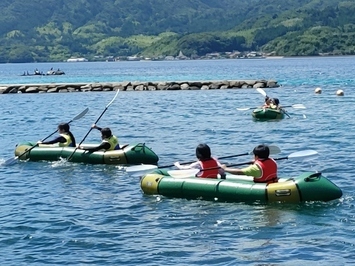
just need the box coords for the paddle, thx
[256,87,267,97]
[280,108,291,118]
[3,107,89,166]
[238,89,306,111]
[227,149,319,167]
[167,150,319,178]
[125,145,281,176]
[236,104,306,111]
[67,89,120,161]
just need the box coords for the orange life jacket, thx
[198,158,219,178]
[254,158,278,183]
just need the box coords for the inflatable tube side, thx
[266,180,301,203]
[141,174,163,195]
[60,148,104,164]
[156,177,186,198]
[293,172,342,202]
[140,172,342,203]
[180,178,220,199]
[29,147,66,161]
[156,177,269,202]
[125,143,159,165]
[15,142,34,160]
[252,109,284,120]
[14,142,159,165]
[217,181,267,202]
[103,150,127,164]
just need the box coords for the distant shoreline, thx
[4,54,355,65]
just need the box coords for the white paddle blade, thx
[256,88,267,97]
[288,150,318,161]
[236,107,253,111]
[106,89,120,108]
[125,164,157,176]
[3,156,18,166]
[248,145,281,155]
[73,107,89,121]
[292,104,306,109]
[269,145,281,155]
[168,169,199,178]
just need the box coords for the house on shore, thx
[67,58,89,62]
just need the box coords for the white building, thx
[67,58,88,62]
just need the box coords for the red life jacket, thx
[198,158,219,178]
[254,158,278,183]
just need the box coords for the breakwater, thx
[0,79,279,94]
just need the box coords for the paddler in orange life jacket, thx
[79,124,120,152]
[222,144,278,183]
[38,123,76,147]
[174,143,225,179]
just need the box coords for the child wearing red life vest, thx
[174,143,225,179]
[222,144,278,183]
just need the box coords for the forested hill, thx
[1,0,355,62]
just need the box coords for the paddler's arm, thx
[79,142,110,152]
[38,136,66,145]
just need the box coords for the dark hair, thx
[265,96,272,103]
[58,123,69,132]
[273,98,280,105]
[58,123,76,146]
[101,128,112,138]
[195,143,212,161]
[253,144,270,159]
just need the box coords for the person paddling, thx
[78,124,120,152]
[38,123,76,147]
[270,98,281,110]
[222,144,278,183]
[262,96,273,108]
[174,143,225,179]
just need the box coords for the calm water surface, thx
[0,58,354,265]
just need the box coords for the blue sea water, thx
[0,57,354,265]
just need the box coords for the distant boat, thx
[46,69,65,75]
[265,56,285,59]
[127,56,140,61]
[20,69,65,76]
[67,57,88,62]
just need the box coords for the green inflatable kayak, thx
[140,169,342,203]
[252,108,285,120]
[15,142,159,165]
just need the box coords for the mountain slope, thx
[0,0,354,62]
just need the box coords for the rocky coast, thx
[0,79,279,94]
